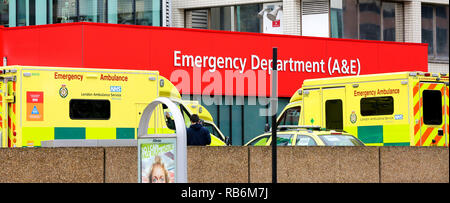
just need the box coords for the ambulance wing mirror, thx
[265,123,270,132]
[225,137,231,146]
[137,97,187,183]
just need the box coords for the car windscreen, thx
[319,135,365,146]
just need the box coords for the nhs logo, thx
[110,86,122,92]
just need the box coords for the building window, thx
[236,4,262,33]
[136,0,161,26]
[79,0,107,23]
[330,0,358,39]
[51,0,78,24]
[1,0,162,27]
[210,6,233,31]
[359,0,381,40]
[330,0,403,41]
[186,4,263,33]
[0,0,8,27]
[422,4,449,61]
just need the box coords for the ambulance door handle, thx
[438,129,444,136]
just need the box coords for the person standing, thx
[186,114,211,146]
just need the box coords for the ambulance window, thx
[69,99,110,120]
[295,135,317,146]
[423,90,442,125]
[276,134,294,146]
[360,96,394,116]
[248,135,270,146]
[325,100,343,130]
[278,106,301,126]
[204,123,223,141]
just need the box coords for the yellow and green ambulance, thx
[0,65,227,147]
[277,72,449,146]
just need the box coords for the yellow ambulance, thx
[0,65,227,147]
[278,72,449,146]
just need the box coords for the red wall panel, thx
[83,24,151,69]
[37,25,83,67]
[1,23,428,97]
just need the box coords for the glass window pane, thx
[422,90,443,125]
[52,0,78,24]
[277,134,293,146]
[422,5,434,58]
[330,0,358,39]
[325,100,343,130]
[69,99,111,120]
[296,135,317,146]
[319,135,364,146]
[210,7,232,31]
[136,0,161,26]
[360,96,394,116]
[244,97,267,144]
[17,0,27,26]
[236,4,262,33]
[359,0,381,40]
[0,0,8,27]
[79,0,107,23]
[436,6,449,60]
[277,106,301,126]
[117,0,134,24]
[382,2,396,42]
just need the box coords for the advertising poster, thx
[138,138,176,183]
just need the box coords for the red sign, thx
[272,20,281,27]
[26,91,44,121]
[1,23,428,97]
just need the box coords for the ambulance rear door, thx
[1,75,16,147]
[322,86,346,131]
[415,82,448,146]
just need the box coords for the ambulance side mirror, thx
[225,137,231,146]
[265,124,270,132]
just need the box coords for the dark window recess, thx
[70,99,111,120]
[422,90,443,125]
[360,96,394,116]
[325,99,343,130]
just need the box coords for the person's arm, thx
[165,112,176,130]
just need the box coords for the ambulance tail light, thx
[424,73,431,77]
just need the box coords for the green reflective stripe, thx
[357,125,383,144]
[383,142,410,146]
[54,127,86,139]
[116,128,135,139]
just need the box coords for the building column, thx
[282,0,301,36]
[404,0,421,43]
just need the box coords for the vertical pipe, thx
[271,47,278,184]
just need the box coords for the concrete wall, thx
[0,146,448,183]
